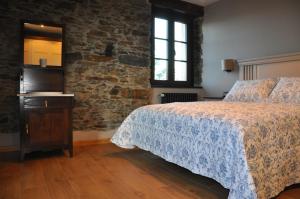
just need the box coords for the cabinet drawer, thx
[24,97,73,109]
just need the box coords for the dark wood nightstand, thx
[19,95,74,161]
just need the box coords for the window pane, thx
[174,61,187,81]
[174,22,187,42]
[175,42,187,61]
[155,18,168,39]
[154,59,168,80]
[155,39,168,59]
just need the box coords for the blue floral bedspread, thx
[111,101,300,199]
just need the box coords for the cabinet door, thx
[26,109,51,145]
[49,109,69,144]
[26,109,69,146]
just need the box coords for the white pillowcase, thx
[224,79,277,102]
[268,77,300,104]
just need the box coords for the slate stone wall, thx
[0,0,202,134]
[0,0,151,133]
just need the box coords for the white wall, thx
[202,0,300,97]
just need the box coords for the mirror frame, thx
[21,20,65,68]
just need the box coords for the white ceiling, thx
[182,0,220,6]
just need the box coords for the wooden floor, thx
[0,144,299,199]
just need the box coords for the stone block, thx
[118,55,149,67]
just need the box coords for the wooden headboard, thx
[238,52,300,80]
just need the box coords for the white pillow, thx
[268,77,300,104]
[224,79,277,102]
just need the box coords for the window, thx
[151,8,193,87]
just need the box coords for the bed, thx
[111,53,300,199]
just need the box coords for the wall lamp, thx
[222,59,236,72]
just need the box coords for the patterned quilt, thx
[111,101,300,199]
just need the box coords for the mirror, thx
[23,22,63,67]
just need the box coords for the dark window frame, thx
[151,6,194,88]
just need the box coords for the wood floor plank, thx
[0,174,21,199]
[21,186,52,199]
[42,158,78,199]
[88,145,174,199]
[0,144,299,199]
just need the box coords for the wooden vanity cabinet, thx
[19,21,74,160]
[20,97,73,160]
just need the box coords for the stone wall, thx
[0,0,203,136]
[0,0,151,133]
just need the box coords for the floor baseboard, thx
[0,139,112,153]
[0,146,18,152]
[0,129,116,153]
[73,129,116,142]
[0,147,20,161]
[73,139,111,147]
